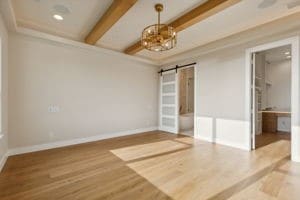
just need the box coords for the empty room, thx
[0,0,300,199]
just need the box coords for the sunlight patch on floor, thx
[110,140,190,161]
[126,139,292,200]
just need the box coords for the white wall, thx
[0,13,8,170]
[161,12,300,154]
[8,33,158,149]
[194,48,249,149]
[266,60,291,111]
[163,32,300,151]
[266,59,292,132]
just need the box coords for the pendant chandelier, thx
[141,4,176,52]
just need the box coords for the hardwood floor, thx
[255,132,291,149]
[0,131,299,200]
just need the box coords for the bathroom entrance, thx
[179,67,195,137]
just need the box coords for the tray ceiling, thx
[10,0,300,62]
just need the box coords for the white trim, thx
[194,64,198,138]
[251,53,256,149]
[245,36,300,162]
[162,93,176,96]
[215,139,250,151]
[175,71,179,133]
[195,135,214,143]
[162,115,175,119]
[14,27,159,66]
[0,152,8,172]
[162,81,176,85]
[159,126,177,133]
[8,127,157,156]
[159,74,163,131]
[194,135,249,150]
[291,126,300,162]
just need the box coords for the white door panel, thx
[159,71,179,133]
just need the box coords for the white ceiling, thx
[12,0,113,41]
[263,45,292,63]
[9,0,300,62]
[97,0,206,51]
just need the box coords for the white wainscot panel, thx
[215,118,250,150]
[195,116,214,142]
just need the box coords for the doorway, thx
[252,45,292,149]
[246,37,300,162]
[158,63,196,136]
[179,67,195,137]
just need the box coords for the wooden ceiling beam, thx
[85,0,138,45]
[124,0,241,55]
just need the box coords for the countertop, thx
[258,110,291,114]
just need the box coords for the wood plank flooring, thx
[0,131,299,200]
[255,132,290,149]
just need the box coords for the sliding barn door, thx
[159,71,179,133]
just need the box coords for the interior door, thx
[251,53,256,149]
[159,71,179,133]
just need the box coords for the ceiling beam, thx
[85,0,138,45]
[124,0,241,55]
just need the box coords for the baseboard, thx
[0,152,8,172]
[194,135,214,143]
[194,135,249,150]
[215,139,249,151]
[292,156,300,163]
[8,127,158,156]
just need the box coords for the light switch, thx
[48,105,60,113]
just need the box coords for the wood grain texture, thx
[262,112,278,133]
[0,131,299,200]
[124,0,241,54]
[255,132,290,149]
[85,0,138,45]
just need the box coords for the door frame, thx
[178,65,196,136]
[245,36,300,162]
[159,64,197,135]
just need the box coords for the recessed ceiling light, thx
[53,14,63,21]
[287,55,292,59]
[285,51,290,55]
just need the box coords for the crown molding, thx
[4,0,300,67]
[15,26,160,66]
[160,12,300,66]
[1,0,160,66]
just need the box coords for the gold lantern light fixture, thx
[141,4,176,52]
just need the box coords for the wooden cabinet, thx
[262,113,277,133]
[262,112,291,133]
